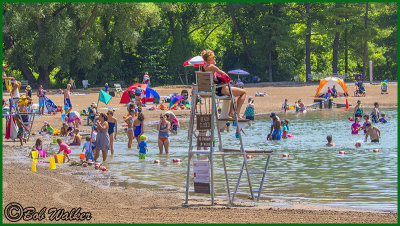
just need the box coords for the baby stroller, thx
[354,82,366,97]
[381,80,388,94]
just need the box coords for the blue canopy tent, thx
[144,88,160,103]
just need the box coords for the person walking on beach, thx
[364,122,381,143]
[64,84,72,114]
[107,110,118,155]
[142,72,150,86]
[94,113,110,162]
[37,85,47,115]
[157,114,170,154]
[69,77,75,93]
[201,49,247,118]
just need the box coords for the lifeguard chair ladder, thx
[185,71,273,205]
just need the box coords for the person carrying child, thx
[70,129,81,146]
[364,123,381,143]
[351,117,361,134]
[57,138,71,162]
[82,137,94,161]
[138,135,148,159]
[370,102,380,123]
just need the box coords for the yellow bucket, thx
[56,154,64,164]
[31,151,39,159]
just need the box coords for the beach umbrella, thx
[169,95,184,109]
[228,69,250,79]
[183,56,204,67]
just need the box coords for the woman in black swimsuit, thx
[107,110,118,155]
[201,49,247,118]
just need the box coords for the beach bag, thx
[215,72,231,84]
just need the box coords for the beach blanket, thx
[44,96,58,113]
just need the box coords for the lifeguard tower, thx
[185,71,273,205]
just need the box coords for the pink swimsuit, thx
[351,123,361,134]
[59,142,71,154]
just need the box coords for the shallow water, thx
[69,108,397,212]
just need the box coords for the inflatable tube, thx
[287,134,295,138]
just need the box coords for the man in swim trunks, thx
[64,84,72,114]
[269,112,281,140]
[364,122,381,143]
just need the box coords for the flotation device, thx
[5,79,12,93]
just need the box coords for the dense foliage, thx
[3,3,397,88]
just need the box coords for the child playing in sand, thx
[70,129,81,146]
[57,138,71,162]
[351,117,361,134]
[29,138,45,158]
[60,122,71,136]
[138,135,148,160]
[45,122,54,135]
[326,135,335,146]
[379,113,387,123]
[364,123,381,143]
[82,137,94,161]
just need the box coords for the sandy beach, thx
[2,82,397,223]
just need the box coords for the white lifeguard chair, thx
[185,71,273,205]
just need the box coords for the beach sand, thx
[2,82,397,223]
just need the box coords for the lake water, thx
[69,108,397,212]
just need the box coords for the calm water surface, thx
[69,108,397,212]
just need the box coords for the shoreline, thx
[2,83,397,223]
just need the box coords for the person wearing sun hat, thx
[2,63,14,80]
[138,134,148,160]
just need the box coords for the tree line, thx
[3,3,397,88]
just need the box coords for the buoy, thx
[101,166,107,171]
[282,153,289,157]
[339,151,346,154]
[346,98,349,110]
[154,160,160,163]
[355,142,361,148]
[173,159,182,162]
[95,164,100,169]
[49,157,56,169]
[373,149,380,153]
[82,162,88,167]
[31,160,37,172]
[247,155,253,159]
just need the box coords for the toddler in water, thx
[326,135,335,147]
[138,135,148,159]
[282,120,290,138]
[379,113,387,123]
[57,138,71,162]
[351,117,361,134]
[82,137,94,161]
